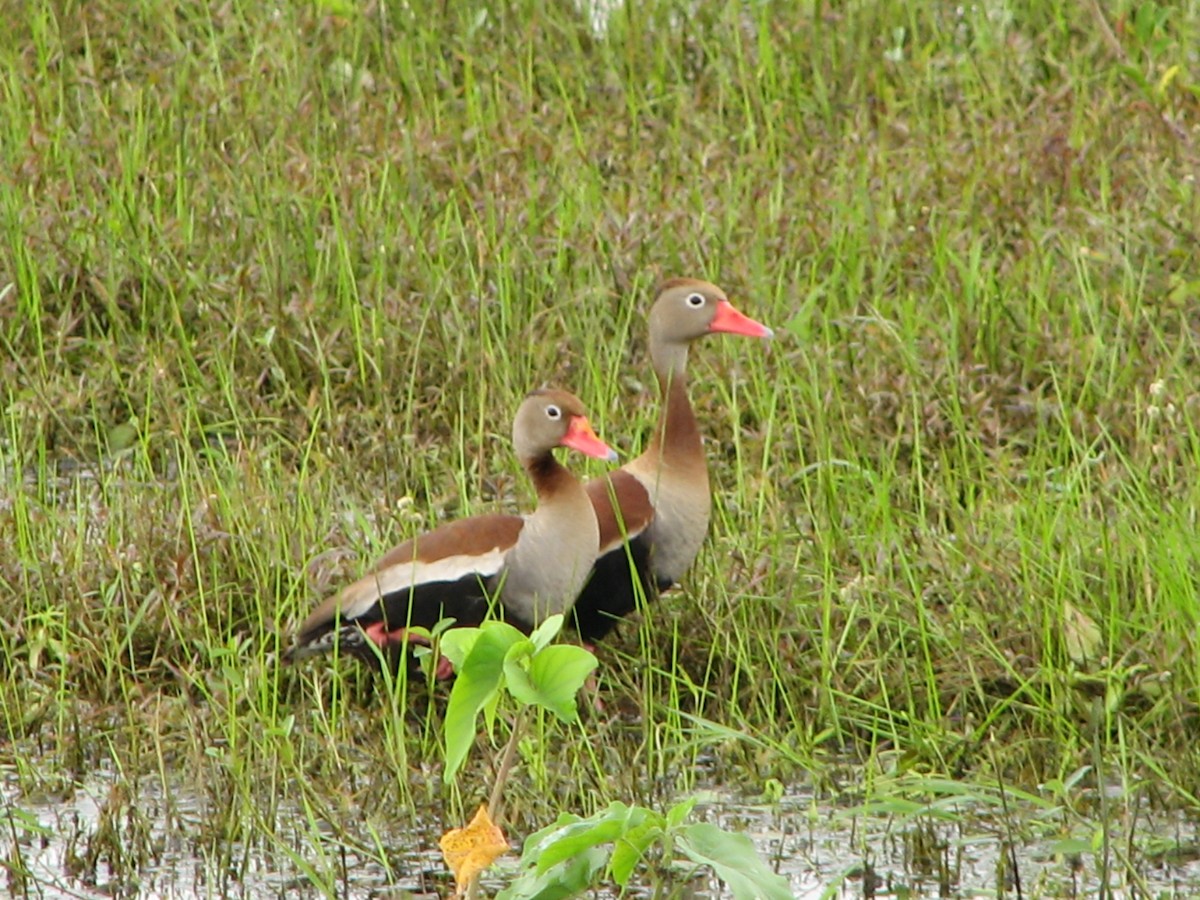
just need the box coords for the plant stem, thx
[465,710,528,900]
[488,710,527,824]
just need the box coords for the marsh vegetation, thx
[3,0,1200,896]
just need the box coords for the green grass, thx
[3,0,1200,894]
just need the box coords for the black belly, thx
[336,574,535,668]
[568,535,658,642]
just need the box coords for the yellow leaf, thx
[439,804,508,895]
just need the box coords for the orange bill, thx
[561,416,618,462]
[709,299,774,338]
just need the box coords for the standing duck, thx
[285,389,617,667]
[569,279,773,643]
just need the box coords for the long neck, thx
[501,451,599,626]
[644,357,703,470]
[524,452,576,499]
[627,340,713,587]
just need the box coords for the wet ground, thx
[6,759,1200,898]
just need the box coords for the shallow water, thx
[702,784,1200,898]
[6,760,1200,898]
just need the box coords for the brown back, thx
[586,469,655,554]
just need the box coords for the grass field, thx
[2,0,1200,895]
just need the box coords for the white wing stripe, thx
[337,548,510,620]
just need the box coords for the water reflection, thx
[5,762,1200,898]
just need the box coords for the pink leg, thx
[361,622,456,679]
[362,621,420,649]
[434,655,456,680]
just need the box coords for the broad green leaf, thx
[533,803,656,872]
[518,812,585,856]
[503,640,538,707]
[439,626,482,670]
[677,823,792,900]
[496,846,608,900]
[666,797,698,828]
[609,821,662,886]
[443,623,525,782]
[528,613,565,652]
[505,645,597,721]
[530,645,597,720]
[505,637,535,665]
[478,619,527,645]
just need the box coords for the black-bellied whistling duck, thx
[285,389,617,668]
[569,279,773,643]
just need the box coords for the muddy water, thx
[5,761,1200,898]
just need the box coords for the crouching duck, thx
[570,279,773,643]
[285,389,617,668]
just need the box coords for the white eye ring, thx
[686,292,705,308]
[546,404,562,420]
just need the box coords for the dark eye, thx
[686,292,705,308]
[545,404,562,420]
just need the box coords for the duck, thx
[285,389,617,669]
[569,279,773,643]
